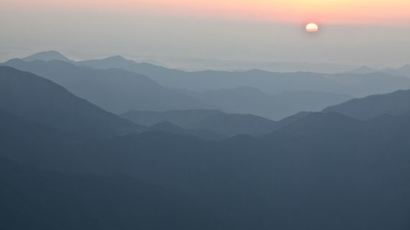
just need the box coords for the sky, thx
[1,0,409,70]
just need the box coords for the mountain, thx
[324,89,410,120]
[77,55,184,79]
[22,50,72,63]
[2,89,410,229]
[0,157,224,230]
[3,52,410,229]
[0,66,139,138]
[193,87,351,119]
[383,64,410,77]
[4,59,207,113]
[349,66,376,74]
[74,111,410,230]
[123,109,278,137]
[123,109,222,127]
[77,55,410,97]
[21,51,410,98]
[4,58,354,119]
[148,122,223,140]
[0,108,79,169]
[397,64,410,76]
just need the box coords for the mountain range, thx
[74,53,410,96]
[1,51,373,120]
[2,62,410,229]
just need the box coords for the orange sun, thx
[305,23,319,33]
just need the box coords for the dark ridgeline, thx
[1,58,410,229]
[324,89,410,120]
[0,66,141,139]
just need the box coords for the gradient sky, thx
[1,0,409,69]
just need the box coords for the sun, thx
[305,23,319,33]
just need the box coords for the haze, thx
[1,0,409,69]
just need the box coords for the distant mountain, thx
[4,57,354,119]
[194,87,351,119]
[22,50,72,63]
[4,59,207,113]
[397,65,410,76]
[381,64,410,77]
[21,51,410,98]
[388,64,410,77]
[324,89,410,120]
[78,55,185,79]
[0,67,140,138]
[77,55,410,97]
[123,109,278,137]
[349,66,376,74]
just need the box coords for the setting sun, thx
[305,23,319,33]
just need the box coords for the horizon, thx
[2,50,409,73]
[1,1,409,69]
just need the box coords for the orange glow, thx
[2,0,410,25]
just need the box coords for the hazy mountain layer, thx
[4,59,207,113]
[4,57,353,119]
[123,109,278,137]
[76,53,410,96]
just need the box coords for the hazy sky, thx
[1,0,409,68]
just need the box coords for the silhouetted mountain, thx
[22,50,72,63]
[123,109,278,136]
[2,97,410,229]
[0,157,224,230]
[324,89,410,120]
[73,110,410,230]
[0,108,79,169]
[4,59,206,113]
[0,67,139,138]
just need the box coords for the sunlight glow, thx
[3,0,410,25]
